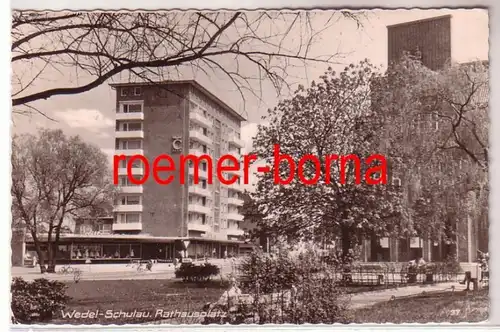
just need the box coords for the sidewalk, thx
[11,258,240,281]
[349,282,465,309]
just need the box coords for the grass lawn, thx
[46,279,488,325]
[350,288,489,323]
[51,279,227,325]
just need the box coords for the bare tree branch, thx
[11,11,361,111]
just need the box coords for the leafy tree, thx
[252,60,406,259]
[374,54,489,248]
[11,129,115,273]
[11,11,364,113]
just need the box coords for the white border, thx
[4,0,498,331]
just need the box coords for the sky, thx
[11,9,489,192]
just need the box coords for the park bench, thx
[342,264,386,286]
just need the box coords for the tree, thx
[240,190,269,248]
[376,54,488,171]
[11,11,364,113]
[251,60,406,260]
[11,129,115,272]
[374,54,489,252]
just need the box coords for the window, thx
[392,177,402,187]
[122,103,143,113]
[125,214,140,223]
[128,122,142,131]
[120,157,143,169]
[133,87,142,96]
[98,224,112,234]
[430,112,439,131]
[120,122,142,131]
[121,88,129,96]
[126,140,142,149]
[121,196,140,205]
[117,139,142,149]
[119,176,139,186]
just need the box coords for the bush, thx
[238,249,300,294]
[11,277,71,323]
[174,262,220,283]
[206,245,351,324]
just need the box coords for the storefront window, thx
[102,244,120,258]
[120,244,131,258]
[56,245,71,259]
[130,244,141,258]
[71,244,103,259]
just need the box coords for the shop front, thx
[23,234,244,265]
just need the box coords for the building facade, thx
[110,80,247,257]
[15,81,248,266]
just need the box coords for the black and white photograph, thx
[9,6,490,326]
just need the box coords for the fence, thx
[330,264,461,287]
[227,260,463,288]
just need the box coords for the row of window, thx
[121,87,142,97]
[411,113,440,132]
[189,95,241,130]
[115,213,141,223]
[118,102,143,113]
[116,96,241,138]
[116,139,142,150]
[117,195,141,205]
[116,121,142,131]
[187,215,237,230]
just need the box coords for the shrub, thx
[174,262,220,283]
[238,249,301,294]
[11,277,71,323]
[205,246,351,324]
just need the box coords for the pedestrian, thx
[212,248,216,258]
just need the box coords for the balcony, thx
[116,112,144,121]
[188,222,211,233]
[190,130,212,146]
[188,185,211,197]
[188,203,212,215]
[115,130,144,139]
[228,151,241,161]
[226,212,244,222]
[115,149,144,156]
[119,186,143,194]
[226,228,244,236]
[227,197,244,206]
[219,167,241,178]
[188,167,209,179]
[228,134,244,148]
[113,204,143,213]
[188,148,210,159]
[112,222,143,231]
[225,182,244,193]
[117,167,144,176]
[189,112,212,128]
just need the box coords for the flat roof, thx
[109,80,247,122]
[25,233,244,244]
[387,14,452,29]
